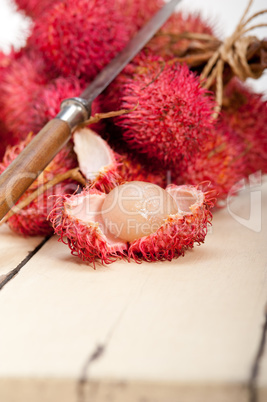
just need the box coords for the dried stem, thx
[199,0,267,118]
[77,105,138,129]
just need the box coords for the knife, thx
[0,0,181,220]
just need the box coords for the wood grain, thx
[0,180,266,401]
[0,119,70,220]
[0,225,43,278]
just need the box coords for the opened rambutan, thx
[14,0,59,19]
[49,181,213,265]
[29,0,131,81]
[103,55,216,169]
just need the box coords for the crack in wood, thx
[76,297,136,402]
[77,344,106,402]
[0,236,51,291]
[248,302,267,402]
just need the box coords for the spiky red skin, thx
[116,151,166,188]
[221,78,267,176]
[129,185,213,262]
[0,51,84,138]
[117,0,164,36]
[49,189,128,265]
[104,56,216,169]
[176,122,246,203]
[145,11,215,59]
[0,49,27,155]
[49,185,213,266]
[29,0,131,81]
[0,136,78,236]
[14,0,59,19]
[176,79,267,203]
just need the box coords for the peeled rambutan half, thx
[104,55,216,169]
[127,183,213,262]
[49,181,213,266]
[14,0,59,19]
[29,0,131,80]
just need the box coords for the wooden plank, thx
[0,180,266,402]
[0,225,44,281]
[0,379,253,402]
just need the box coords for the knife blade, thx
[0,0,181,220]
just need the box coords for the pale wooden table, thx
[0,178,266,402]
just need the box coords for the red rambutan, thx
[29,0,131,81]
[49,181,213,265]
[104,55,216,169]
[14,0,59,19]
[145,11,215,59]
[0,51,84,138]
[116,0,164,36]
[221,78,267,176]
[176,121,246,203]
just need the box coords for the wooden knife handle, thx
[0,118,71,221]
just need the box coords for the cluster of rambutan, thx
[0,0,266,265]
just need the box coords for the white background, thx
[0,0,266,95]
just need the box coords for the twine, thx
[200,0,267,118]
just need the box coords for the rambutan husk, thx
[49,184,213,266]
[0,51,85,139]
[14,0,59,19]
[144,11,216,60]
[29,0,131,81]
[128,184,213,262]
[221,78,267,176]
[102,54,216,169]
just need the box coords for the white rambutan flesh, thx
[101,181,178,242]
[49,182,213,266]
[73,127,121,192]
[73,128,115,181]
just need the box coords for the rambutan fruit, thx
[145,11,215,60]
[49,181,213,265]
[14,0,59,19]
[0,53,84,138]
[128,183,213,262]
[116,0,164,37]
[221,78,267,176]
[104,55,216,169]
[176,121,246,203]
[29,0,131,81]
[116,151,167,188]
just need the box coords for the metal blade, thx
[80,0,181,105]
